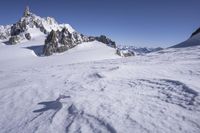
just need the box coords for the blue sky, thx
[0,0,200,47]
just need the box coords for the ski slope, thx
[0,39,200,133]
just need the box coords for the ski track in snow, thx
[0,41,200,133]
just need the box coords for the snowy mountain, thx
[0,7,75,42]
[0,6,117,56]
[171,27,200,48]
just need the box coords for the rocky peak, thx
[23,6,31,17]
[43,30,59,56]
[45,30,58,44]
[0,6,119,56]
[43,28,83,56]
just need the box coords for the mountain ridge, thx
[170,27,200,48]
[0,6,118,56]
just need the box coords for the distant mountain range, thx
[117,45,163,56]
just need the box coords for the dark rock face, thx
[59,28,73,47]
[25,33,31,40]
[8,36,21,45]
[11,23,25,36]
[95,35,116,48]
[190,27,200,38]
[43,28,91,56]
[43,30,58,56]
[43,31,118,56]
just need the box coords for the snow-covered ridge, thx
[0,6,75,42]
[171,27,200,48]
[0,6,118,57]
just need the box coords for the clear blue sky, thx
[0,0,200,47]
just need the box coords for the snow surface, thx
[0,38,200,133]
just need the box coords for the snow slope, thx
[171,32,200,48]
[0,40,200,133]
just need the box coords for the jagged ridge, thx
[0,6,117,56]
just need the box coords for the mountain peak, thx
[23,6,31,17]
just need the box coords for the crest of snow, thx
[26,28,45,38]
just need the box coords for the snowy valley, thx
[0,6,200,133]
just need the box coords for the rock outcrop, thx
[95,35,116,48]
[43,31,117,56]
[8,36,21,45]
[43,28,91,56]
[116,49,135,57]
[43,30,58,56]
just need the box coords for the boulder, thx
[25,33,31,40]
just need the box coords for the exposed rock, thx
[25,33,31,40]
[190,27,200,38]
[1,6,119,54]
[43,30,58,56]
[43,28,91,56]
[11,23,24,36]
[116,49,135,57]
[95,35,116,48]
[8,35,21,45]
[43,29,119,56]
[88,36,96,42]
[59,27,73,47]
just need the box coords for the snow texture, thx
[0,37,200,133]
